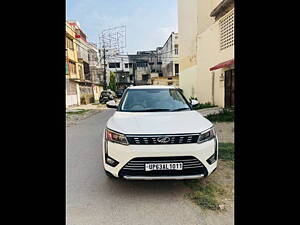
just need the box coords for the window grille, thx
[219,9,234,50]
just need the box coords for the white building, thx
[160,32,179,77]
[106,55,131,90]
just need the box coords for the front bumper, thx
[102,137,218,180]
[123,174,205,180]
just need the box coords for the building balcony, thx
[66,49,77,62]
[135,80,151,85]
[68,73,80,80]
[66,22,76,39]
[150,72,159,78]
[89,61,98,67]
[77,51,83,61]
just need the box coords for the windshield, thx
[120,88,191,112]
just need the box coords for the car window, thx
[120,89,191,112]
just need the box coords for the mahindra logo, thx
[157,136,170,143]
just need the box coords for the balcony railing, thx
[77,51,83,60]
[135,80,151,85]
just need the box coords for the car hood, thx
[106,111,213,134]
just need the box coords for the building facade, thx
[151,76,179,87]
[68,21,95,104]
[160,32,179,77]
[106,55,131,91]
[152,32,180,87]
[128,50,163,86]
[178,0,234,107]
[66,21,80,107]
[88,42,104,100]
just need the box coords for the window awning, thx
[209,59,234,71]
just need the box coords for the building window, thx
[66,37,74,50]
[78,65,83,79]
[136,62,148,67]
[174,44,178,55]
[142,74,149,81]
[68,61,76,74]
[125,63,129,68]
[109,63,120,68]
[129,63,133,68]
[219,9,234,50]
[175,64,179,75]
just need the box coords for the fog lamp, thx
[105,155,119,167]
[206,154,217,165]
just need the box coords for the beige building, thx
[68,21,96,104]
[66,21,81,107]
[87,42,104,101]
[151,75,179,87]
[150,32,180,87]
[178,0,234,107]
[160,32,179,77]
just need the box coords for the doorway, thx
[225,69,234,108]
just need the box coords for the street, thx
[66,109,233,225]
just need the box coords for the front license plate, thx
[145,162,183,171]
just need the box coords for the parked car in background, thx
[116,89,125,98]
[99,90,116,104]
[103,85,218,180]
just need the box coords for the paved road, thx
[66,109,213,225]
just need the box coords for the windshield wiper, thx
[171,108,190,111]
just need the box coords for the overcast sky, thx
[66,0,178,54]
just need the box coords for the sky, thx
[66,0,178,54]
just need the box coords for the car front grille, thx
[126,134,199,145]
[118,156,208,177]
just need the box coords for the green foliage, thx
[184,179,225,210]
[188,97,217,110]
[184,142,234,211]
[80,94,94,104]
[66,109,90,115]
[218,143,234,161]
[193,102,217,110]
[205,109,234,122]
[108,71,117,92]
[189,96,198,101]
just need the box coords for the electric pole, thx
[133,61,136,86]
[103,47,107,90]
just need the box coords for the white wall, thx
[66,95,78,107]
[178,0,234,107]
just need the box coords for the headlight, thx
[197,127,215,144]
[105,128,128,145]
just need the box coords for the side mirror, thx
[191,99,199,106]
[106,100,118,108]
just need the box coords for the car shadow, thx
[100,174,190,199]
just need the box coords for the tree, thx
[108,71,117,92]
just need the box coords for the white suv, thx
[103,86,218,180]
